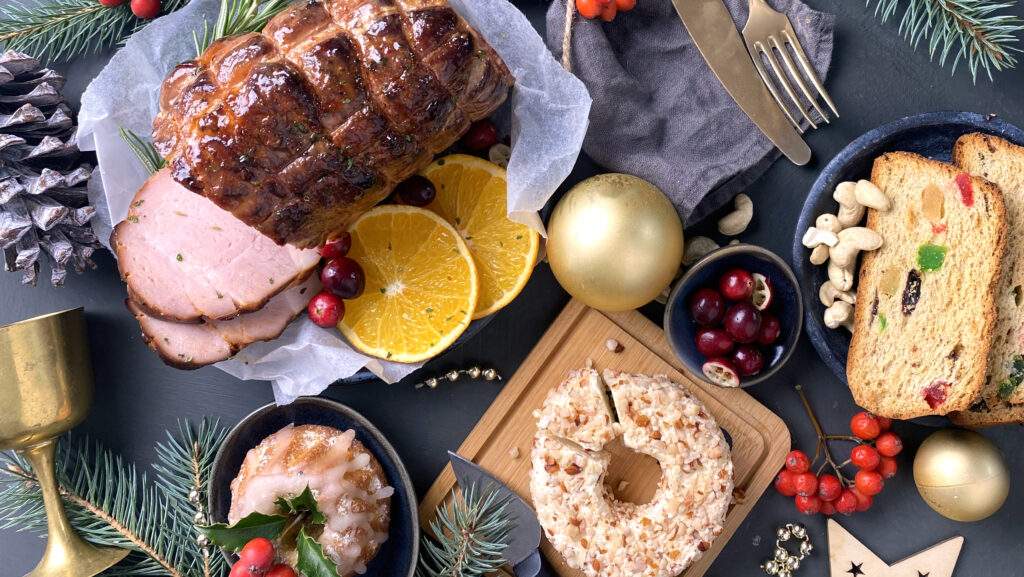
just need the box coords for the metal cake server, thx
[447,451,553,577]
[670,0,812,165]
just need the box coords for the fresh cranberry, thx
[784,450,810,474]
[724,302,762,344]
[731,345,764,376]
[238,538,275,571]
[321,233,351,260]
[395,175,437,207]
[756,314,782,345]
[719,268,755,301]
[689,288,725,326]
[307,291,344,327]
[462,119,499,151]
[320,257,365,299]
[695,328,734,357]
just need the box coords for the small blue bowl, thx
[208,397,418,577]
[664,244,804,387]
[793,111,1024,384]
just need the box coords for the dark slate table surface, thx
[4,1,1024,575]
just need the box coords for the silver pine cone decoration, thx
[0,50,99,287]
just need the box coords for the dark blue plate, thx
[208,397,418,577]
[794,111,1024,385]
[664,244,804,387]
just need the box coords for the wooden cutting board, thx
[419,299,790,576]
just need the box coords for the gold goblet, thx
[0,308,129,577]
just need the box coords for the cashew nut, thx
[855,180,891,211]
[802,226,839,248]
[824,300,855,331]
[488,143,511,168]
[683,236,720,266]
[815,213,843,233]
[717,193,753,236]
[828,260,854,291]
[833,182,865,228]
[829,227,883,268]
[819,281,857,307]
[810,245,830,265]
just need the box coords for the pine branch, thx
[416,484,514,577]
[0,421,228,577]
[153,419,230,577]
[120,127,166,175]
[0,0,191,63]
[192,0,292,56]
[866,0,1024,81]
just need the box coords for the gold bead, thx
[762,561,779,575]
[467,366,481,379]
[482,368,498,381]
[446,370,460,382]
[425,377,439,389]
[774,547,788,561]
[776,527,791,541]
[799,541,813,556]
[790,524,807,540]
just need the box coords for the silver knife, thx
[670,0,811,165]
[447,451,553,577]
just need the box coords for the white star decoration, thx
[828,520,963,577]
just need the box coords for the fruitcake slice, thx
[533,368,619,451]
[950,133,1024,425]
[847,152,1006,419]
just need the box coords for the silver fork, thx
[741,0,837,134]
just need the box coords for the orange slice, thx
[421,154,540,319]
[339,205,478,363]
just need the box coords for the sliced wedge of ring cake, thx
[847,151,1007,419]
[950,134,1024,426]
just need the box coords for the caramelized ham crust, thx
[153,0,512,248]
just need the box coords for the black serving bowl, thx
[208,397,418,577]
[664,244,803,387]
[793,111,1024,384]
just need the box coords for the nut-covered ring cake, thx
[229,424,393,576]
[530,368,733,577]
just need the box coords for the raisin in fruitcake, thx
[950,133,1024,426]
[847,152,1006,419]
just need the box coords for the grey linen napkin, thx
[545,0,835,224]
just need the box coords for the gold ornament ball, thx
[913,428,1009,522]
[547,174,684,312]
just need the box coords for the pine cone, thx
[0,50,100,287]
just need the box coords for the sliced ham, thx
[112,169,321,322]
[128,275,319,368]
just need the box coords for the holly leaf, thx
[297,526,342,577]
[274,485,327,525]
[199,512,288,552]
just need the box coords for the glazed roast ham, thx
[113,0,512,367]
[152,0,513,248]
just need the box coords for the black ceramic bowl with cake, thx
[208,397,418,577]
[664,244,803,388]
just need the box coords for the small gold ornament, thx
[762,523,812,576]
[913,428,1009,522]
[547,173,684,312]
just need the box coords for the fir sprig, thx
[0,418,228,577]
[866,0,1024,81]
[0,0,190,63]
[192,0,292,55]
[416,484,514,577]
[120,127,166,174]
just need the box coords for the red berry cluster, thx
[774,411,903,516]
[229,538,296,577]
[306,232,366,328]
[689,267,782,386]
